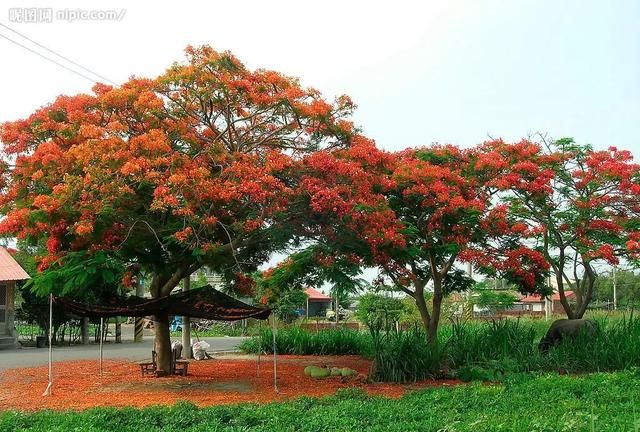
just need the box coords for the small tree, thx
[266,288,307,324]
[471,281,519,315]
[355,292,405,327]
[593,268,640,308]
[483,137,640,318]
[12,241,123,342]
[256,243,367,321]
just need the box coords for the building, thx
[0,247,30,349]
[303,288,332,318]
[520,291,576,315]
[472,290,577,318]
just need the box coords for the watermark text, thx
[8,7,127,23]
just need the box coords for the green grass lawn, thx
[3,370,639,431]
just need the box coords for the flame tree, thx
[264,139,550,342]
[483,137,640,318]
[0,46,354,373]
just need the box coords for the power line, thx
[0,22,115,85]
[0,33,98,84]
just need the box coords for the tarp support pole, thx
[256,320,262,377]
[182,276,192,359]
[272,315,278,393]
[99,317,104,376]
[42,293,53,396]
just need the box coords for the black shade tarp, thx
[54,284,271,321]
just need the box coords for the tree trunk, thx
[153,310,172,376]
[428,299,442,343]
[413,279,438,343]
[574,259,596,319]
[148,264,200,375]
[115,317,121,343]
[574,278,594,318]
[555,271,576,319]
[415,294,431,337]
[81,317,89,345]
[428,279,444,343]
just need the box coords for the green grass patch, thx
[2,370,640,431]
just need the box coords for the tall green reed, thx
[239,326,372,356]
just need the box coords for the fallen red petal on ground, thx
[0,355,462,411]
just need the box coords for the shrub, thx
[354,293,405,327]
[538,313,640,373]
[447,318,537,371]
[240,326,372,356]
[240,314,640,382]
[369,323,445,382]
[447,313,640,376]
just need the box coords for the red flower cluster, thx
[0,45,356,285]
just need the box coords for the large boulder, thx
[538,318,597,353]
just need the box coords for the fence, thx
[299,322,360,332]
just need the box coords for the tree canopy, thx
[483,137,640,318]
[262,140,551,341]
[0,45,355,373]
[1,44,639,356]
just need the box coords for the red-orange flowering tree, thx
[0,46,354,373]
[270,140,550,342]
[254,136,402,312]
[482,137,640,318]
[380,145,549,341]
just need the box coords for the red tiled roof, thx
[552,291,575,301]
[0,247,30,281]
[521,291,575,302]
[520,294,543,303]
[304,287,331,301]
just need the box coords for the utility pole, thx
[612,266,617,311]
[182,276,192,359]
[544,274,552,321]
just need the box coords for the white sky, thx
[1,0,638,154]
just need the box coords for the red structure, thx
[303,288,332,318]
[520,291,575,314]
[0,247,30,349]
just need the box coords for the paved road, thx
[0,336,247,371]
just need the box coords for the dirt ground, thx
[0,354,461,411]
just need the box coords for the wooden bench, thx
[139,351,157,377]
[172,349,189,376]
[140,349,189,376]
